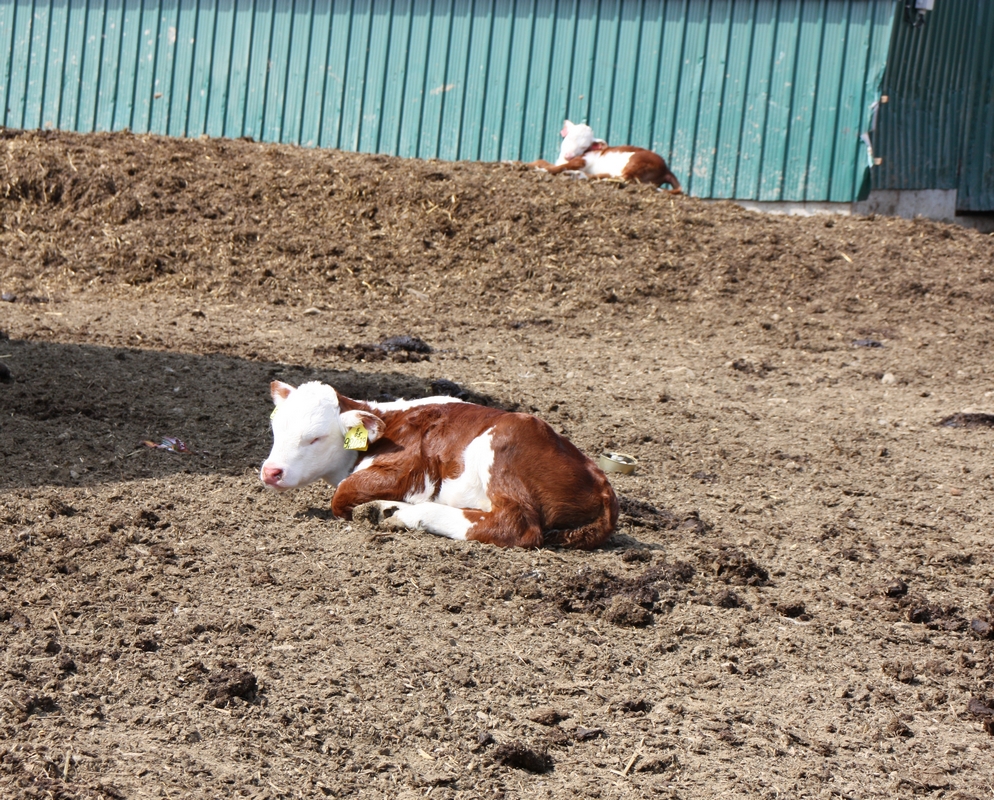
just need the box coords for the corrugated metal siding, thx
[873,0,994,211]
[959,2,994,211]
[0,0,895,201]
[874,0,976,192]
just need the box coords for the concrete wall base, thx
[731,200,852,217]
[854,190,994,232]
[853,189,957,220]
[726,191,994,233]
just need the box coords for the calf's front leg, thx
[353,500,479,541]
[527,156,588,175]
[333,469,485,542]
[331,467,410,520]
[354,498,544,549]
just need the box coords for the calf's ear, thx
[271,381,294,406]
[339,410,384,443]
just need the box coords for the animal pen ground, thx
[1,129,993,799]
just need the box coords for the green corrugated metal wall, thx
[873,0,994,211]
[0,0,895,201]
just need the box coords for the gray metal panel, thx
[958,2,994,210]
[874,0,977,192]
[873,0,994,211]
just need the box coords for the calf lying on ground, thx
[260,381,619,549]
[531,121,682,193]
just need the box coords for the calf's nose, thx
[261,465,284,486]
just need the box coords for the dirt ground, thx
[1,128,993,799]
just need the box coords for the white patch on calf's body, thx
[351,454,376,473]
[437,430,494,512]
[404,474,437,504]
[583,150,634,178]
[407,504,472,540]
[369,396,464,413]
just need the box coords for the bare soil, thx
[1,128,994,799]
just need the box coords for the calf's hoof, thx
[353,501,406,530]
[353,501,392,525]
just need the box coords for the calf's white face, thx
[260,381,382,491]
[557,120,595,164]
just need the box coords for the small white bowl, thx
[599,452,637,475]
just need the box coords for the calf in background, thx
[531,121,682,193]
[260,381,619,550]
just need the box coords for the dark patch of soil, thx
[491,741,553,773]
[528,708,568,726]
[702,546,770,586]
[202,666,259,707]
[938,412,994,428]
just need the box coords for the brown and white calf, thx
[532,122,682,193]
[259,381,618,549]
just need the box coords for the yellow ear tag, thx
[270,406,279,420]
[343,424,369,451]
